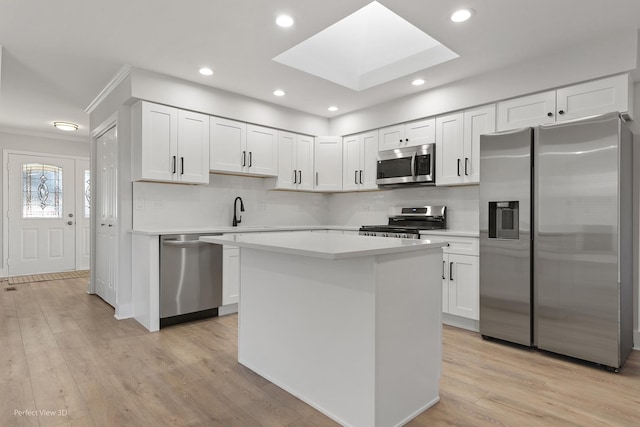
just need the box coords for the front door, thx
[7,154,81,275]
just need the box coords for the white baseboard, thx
[115,302,133,320]
[219,303,238,316]
[443,313,479,332]
[634,330,640,350]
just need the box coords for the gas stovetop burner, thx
[359,206,446,239]
[358,225,421,239]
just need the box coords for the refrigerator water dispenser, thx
[489,201,519,239]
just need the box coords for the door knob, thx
[67,221,73,225]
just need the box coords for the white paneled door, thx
[7,153,90,275]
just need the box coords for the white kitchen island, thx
[200,232,446,427]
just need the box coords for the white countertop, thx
[131,225,478,238]
[200,232,446,260]
[131,225,359,235]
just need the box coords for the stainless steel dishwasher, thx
[160,233,223,327]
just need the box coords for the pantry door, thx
[7,154,78,275]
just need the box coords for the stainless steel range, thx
[359,206,446,239]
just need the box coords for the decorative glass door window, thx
[22,163,63,218]
[84,169,91,218]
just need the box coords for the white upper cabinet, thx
[555,74,631,122]
[276,131,314,191]
[343,131,378,191]
[436,105,495,186]
[378,118,435,151]
[497,74,632,131]
[132,101,209,184]
[246,124,278,176]
[210,119,278,177]
[209,117,246,173]
[314,136,343,192]
[496,91,556,131]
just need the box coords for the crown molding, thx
[0,126,89,144]
[84,64,132,114]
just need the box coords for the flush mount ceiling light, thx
[451,8,474,23]
[199,67,214,76]
[276,15,294,28]
[53,121,79,131]
[412,78,426,86]
[328,106,339,112]
[273,1,458,91]
[273,89,286,97]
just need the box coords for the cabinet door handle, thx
[354,170,358,184]
[180,157,184,175]
[464,158,469,176]
[457,159,461,177]
[449,262,454,281]
[249,152,253,167]
[172,156,176,174]
[547,112,553,117]
[558,110,565,115]
[316,172,319,186]
[442,260,446,280]
[242,151,246,167]
[359,170,363,184]
[293,170,297,184]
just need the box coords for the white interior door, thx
[76,160,91,270]
[95,127,118,307]
[7,154,77,275]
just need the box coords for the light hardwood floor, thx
[2,277,639,427]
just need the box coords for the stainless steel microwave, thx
[376,144,435,187]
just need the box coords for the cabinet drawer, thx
[441,237,478,256]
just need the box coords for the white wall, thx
[132,175,329,230]
[0,130,89,275]
[130,68,329,136]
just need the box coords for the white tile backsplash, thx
[133,174,330,230]
[327,185,479,231]
[133,175,479,232]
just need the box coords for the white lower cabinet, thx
[440,236,479,323]
[442,253,479,320]
[222,246,240,305]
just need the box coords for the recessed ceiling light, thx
[53,121,79,131]
[276,15,294,28]
[273,89,286,97]
[199,67,214,76]
[328,106,339,112]
[451,9,474,23]
[412,79,426,86]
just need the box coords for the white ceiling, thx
[1,0,640,139]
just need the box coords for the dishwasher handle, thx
[162,239,209,247]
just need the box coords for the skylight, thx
[272,1,459,91]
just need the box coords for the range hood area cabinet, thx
[496,74,633,131]
[209,117,278,177]
[436,104,496,186]
[132,101,210,184]
[378,117,436,151]
[342,130,378,191]
[275,131,314,191]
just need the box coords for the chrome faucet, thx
[232,197,245,227]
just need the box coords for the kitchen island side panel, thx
[238,248,376,427]
[375,249,442,427]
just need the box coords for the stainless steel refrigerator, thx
[479,113,633,370]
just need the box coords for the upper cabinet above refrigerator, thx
[497,74,633,132]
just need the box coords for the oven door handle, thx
[411,152,417,178]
